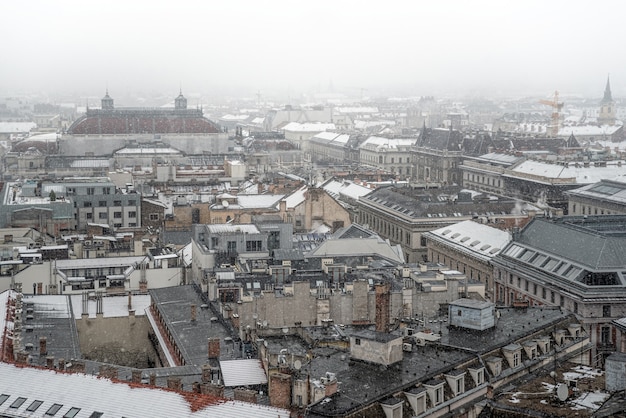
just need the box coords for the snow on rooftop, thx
[557,124,621,137]
[0,362,289,418]
[220,359,268,387]
[428,220,510,258]
[206,224,260,234]
[511,160,626,184]
[359,136,415,151]
[283,186,307,209]
[282,122,336,132]
[71,293,151,318]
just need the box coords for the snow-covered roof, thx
[321,179,372,201]
[0,122,36,133]
[0,362,289,418]
[557,125,621,137]
[282,186,307,209]
[220,359,268,387]
[309,131,351,145]
[206,224,260,234]
[69,159,110,168]
[115,147,181,155]
[308,236,404,264]
[281,122,336,132]
[475,152,522,166]
[425,220,511,260]
[359,136,415,151]
[17,132,57,142]
[510,160,626,184]
[70,293,151,318]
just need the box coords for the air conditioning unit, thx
[320,377,329,385]
[402,342,413,352]
[415,337,426,347]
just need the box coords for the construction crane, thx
[539,91,564,137]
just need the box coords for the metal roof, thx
[0,362,289,418]
[219,359,268,387]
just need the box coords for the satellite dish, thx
[222,200,229,207]
[556,383,568,401]
[293,360,302,370]
[282,327,289,334]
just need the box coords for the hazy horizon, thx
[2,0,623,102]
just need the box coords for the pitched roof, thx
[0,362,289,417]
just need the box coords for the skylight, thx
[0,394,9,405]
[10,397,27,409]
[26,400,44,412]
[46,404,63,416]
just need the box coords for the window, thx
[87,187,95,195]
[542,288,546,299]
[128,211,136,218]
[457,309,462,316]
[533,283,537,295]
[63,408,81,418]
[46,404,63,415]
[513,352,520,367]
[99,213,107,220]
[550,291,555,304]
[355,338,361,345]
[113,223,122,228]
[603,305,611,318]
[573,302,578,313]
[227,241,237,253]
[128,223,136,227]
[102,187,110,194]
[128,199,136,206]
[10,397,27,408]
[26,400,43,412]
[98,201,107,207]
[113,200,122,206]
[89,413,104,418]
[420,236,427,247]
[435,387,443,404]
[86,213,93,219]
[114,212,122,218]
[149,213,159,221]
[83,201,92,208]
[246,240,262,252]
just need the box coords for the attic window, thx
[26,400,44,412]
[46,404,63,416]
[480,244,491,251]
[0,394,9,405]
[10,397,26,408]
[469,240,481,247]
[451,233,461,239]
[460,236,470,243]
[489,248,500,254]
[63,408,81,418]
[442,229,452,235]
[89,413,104,418]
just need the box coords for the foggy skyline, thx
[2,0,624,101]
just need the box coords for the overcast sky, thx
[2,0,623,101]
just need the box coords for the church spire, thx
[601,75,613,104]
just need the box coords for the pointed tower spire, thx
[602,75,613,104]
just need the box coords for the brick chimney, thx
[167,376,182,391]
[131,369,142,383]
[201,383,224,397]
[46,356,55,369]
[191,304,197,322]
[149,373,156,386]
[234,387,258,404]
[99,365,118,380]
[15,351,28,364]
[58,358,65,370]
[39,337,47,356]
[375,283,391,333]
[269,373,292,409]
[208,338,220,359]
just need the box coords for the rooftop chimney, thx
[375,283,391,333]
[39,337,47,356]
[191,304,197,322]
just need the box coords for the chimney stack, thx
[46,356,55,369]
[191,304,197,322]
[58,358,65,370]
[167,376,182,391]
[208,338,220,359]
[375,283,391,333]
[131,369,142,384]
[39,337,47,356]
[149,373,156,386]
